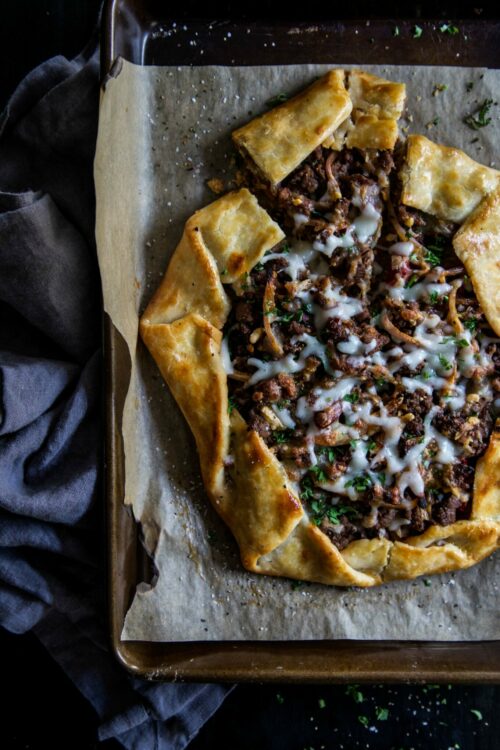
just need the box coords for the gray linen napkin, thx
[0,42,232,749]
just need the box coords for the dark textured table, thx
[1,2,499,749]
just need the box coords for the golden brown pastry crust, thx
[232,70,352,185]
[323,70,406,151]
[452,187,500,336]
[400,134,500,223]
[141,71,500,588]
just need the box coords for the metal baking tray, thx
[103,0,500,682]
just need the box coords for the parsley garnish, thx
[228,396,237,415]
[366,439,377,451]
[276,399,290,409]
[309,465,327,483]
[456,338,469,348]
[428,291,440,304]
[358,715,369,727]
[300,477,315,501]
[310,496,359,526]
[470,709,483,720]
[376,707,389,721]
[438,354,452,370]
[377,472,386,486]
[393,25,400,37]
[424,245,443,266]
[413,25,423,38]
[343,392,359,403]
[421,370,432,380]
[345,474,373,492]
[319,698,326,709]
[276,693,285,704]
[427,116,440,127]
[319,446,337,463]
[439,23,459,35]
[346,685,364,703]
[464,318,478,332]
[266,93,289,107]
[407,274,419,288]
[374,377,387,389]
[274,429,292,444]
[464,99,495,130]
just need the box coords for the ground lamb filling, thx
[224,145,500,551]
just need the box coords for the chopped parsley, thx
[376,707,389,721]
[464,318,478,332]
[266,93,289,107]
[346,684,364,703]
[412,25,423,38]
[464,98,495,130]
[309,465,328,483]
[300,477,315,501]
[319,446,337,463]
[274,429,293,444]
[374,377,387,389]
[421,370,432,380]
[343,392,359,403]
[345,474,373,492]
[393,25,400,37]
[227,396,237,415]
[407,274,419,288]
[427,116,440,127]
[366,439,377,452]
[310,497,360,526]
[276,692,285,704]
[438,354,452,370]
[424,244,444,266]
[377,472,386,486]
[318,698,326,709]
[456,338,469,348]
[358,715,369,727]
[470,709,483,720]
[439,23,459,35]
[428,291,440,304]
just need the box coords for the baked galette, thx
[140,70,500,587]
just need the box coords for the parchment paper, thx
[94,60,499,642]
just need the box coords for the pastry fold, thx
[400,134,500,223]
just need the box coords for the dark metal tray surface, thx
[103,0,500,681]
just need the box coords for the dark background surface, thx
[1,2,499,749]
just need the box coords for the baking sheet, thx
[94,60,499,642]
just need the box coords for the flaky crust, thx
[141,72,500,587]
[452,187,500,336]
[232,70,352,185]
[400,134,500,223]
[323,70,406,151]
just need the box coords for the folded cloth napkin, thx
[0,42,232,749]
